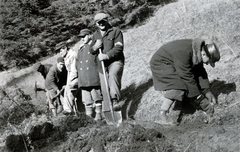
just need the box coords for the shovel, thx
[99,49,122,125]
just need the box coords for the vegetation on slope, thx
[0,0,175,71]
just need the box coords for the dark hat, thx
[32,62,42,71]
[57,57,65,63]
[78,29,91,37]
[204,43,220,67]
[94,13,109,22]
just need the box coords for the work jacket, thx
[90,25,125,73]
[45,64,67,91]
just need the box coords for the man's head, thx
[57,57,65,72]
[202,43,220,67]
[59,46,68,58]
[78,29,92,44]
[94,13,109,31]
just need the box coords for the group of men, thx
[33,12,124,121]
[33,12,221,125]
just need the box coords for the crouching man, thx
[45,57,67,117]
[150,38,220,125]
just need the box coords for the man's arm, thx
[173,51,201,98]
[106,28,124,59]
[45,66,59,91]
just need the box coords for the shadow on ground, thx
[120,78,153,120]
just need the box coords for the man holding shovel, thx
[45,57,67,117]
[91,12,125,124]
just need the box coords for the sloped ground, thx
[0,0,240,151]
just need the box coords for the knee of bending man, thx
[164,90,185,101]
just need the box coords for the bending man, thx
[150,38,220,125]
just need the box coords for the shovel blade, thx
[103,110,122,125]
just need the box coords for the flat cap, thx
[94,13,109,22]
[78,29,92,37]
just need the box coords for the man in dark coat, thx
[91,12,125,111]
[72,29,103,120]
[45,57,67,116]
[150,38,220,125]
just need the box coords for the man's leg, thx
[62,84,74,114]
[82,88,94,117]
[91,87,103,121]
[108,61,124,110]
[156,90,185,125]
[47,89,59,117]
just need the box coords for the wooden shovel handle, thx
[99,49,115,122]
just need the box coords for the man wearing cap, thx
[71,29,103,120]
[91,12,125,111]
[150,38,220,125]
[45,57,68,116]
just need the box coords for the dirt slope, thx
[0,0,240,151]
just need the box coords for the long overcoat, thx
[76,44,100,88]
[150,38,210,98]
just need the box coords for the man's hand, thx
[56,89,61,95]
[92,39,102,51]
[98,53,109,61]
[205,92,217,105]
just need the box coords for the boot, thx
[155,111,176,125]
[85,104,93,118]
[94,103,102,121]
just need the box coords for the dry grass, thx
[122,0,240,121]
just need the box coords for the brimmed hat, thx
[94,13,108,22]
[78,29,91,37]
[204,43,220,67]
[32,62,42,71]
